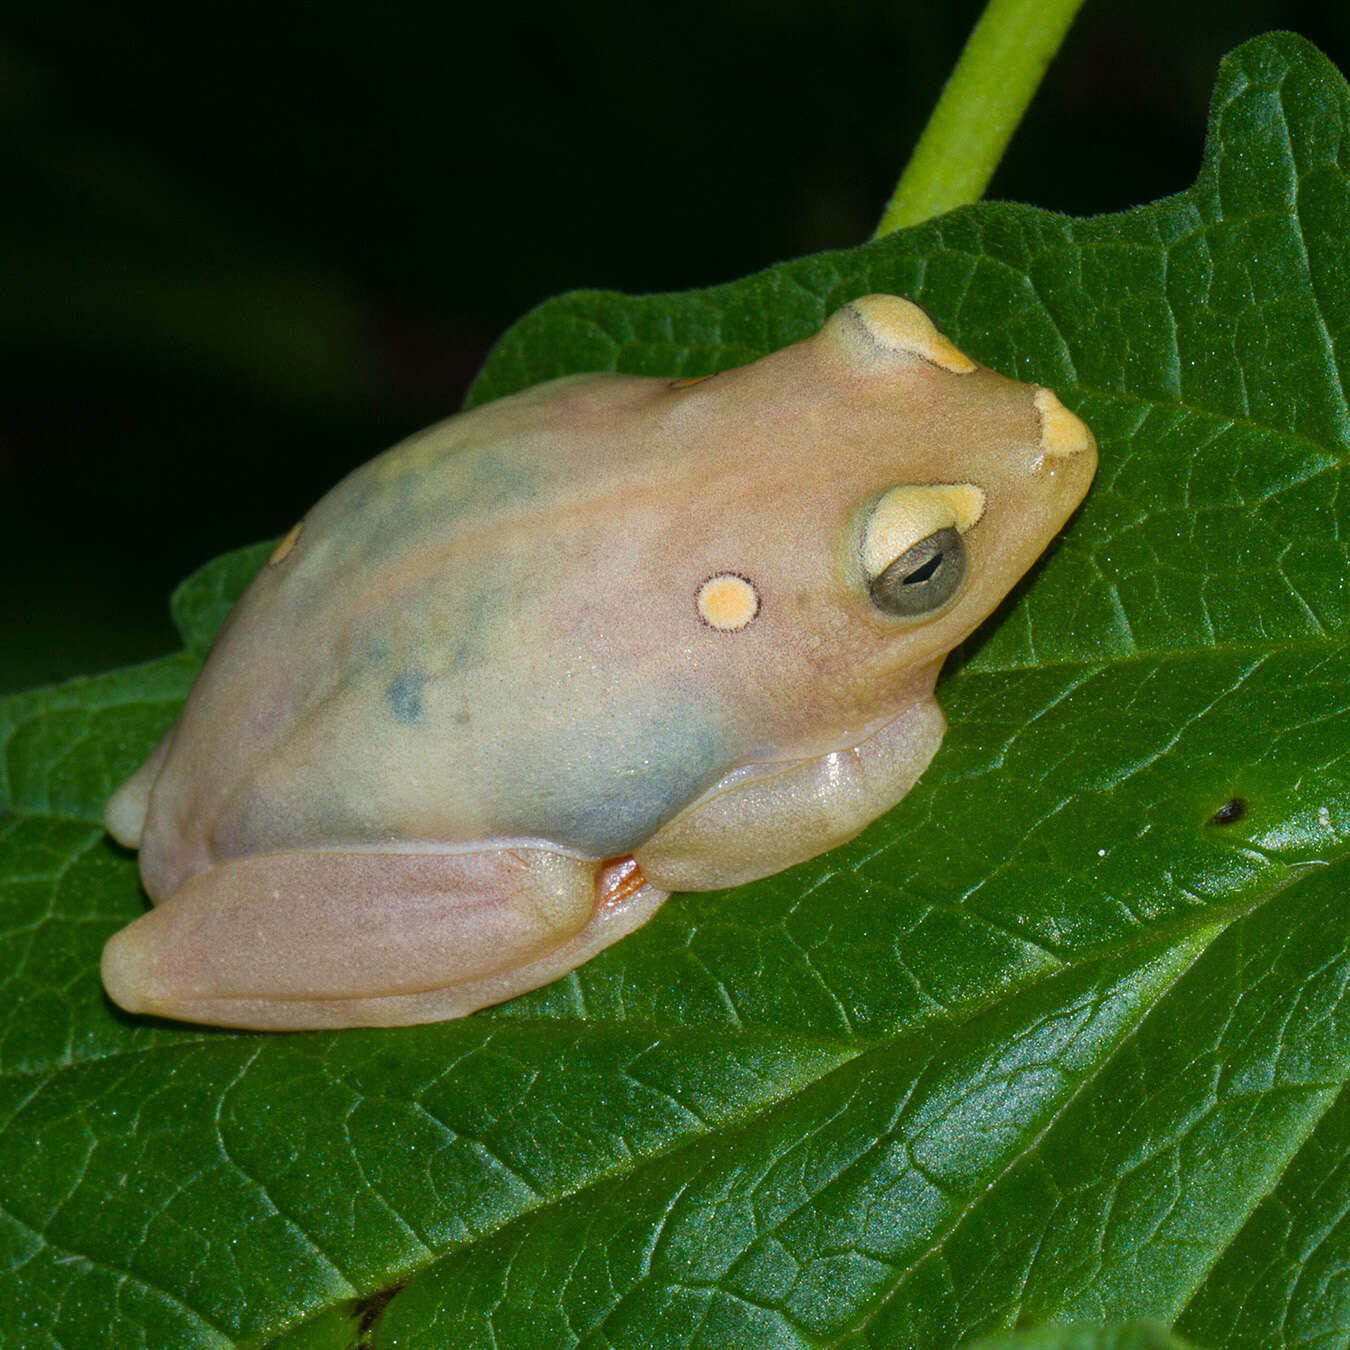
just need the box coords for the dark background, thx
[4,1,1348,692]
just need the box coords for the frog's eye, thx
[868,527,965,616]
[859,483,984,619]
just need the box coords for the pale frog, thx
[101,296,1096,1030]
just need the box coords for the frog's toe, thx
[100,921,159,1018]
[103,730,175,848]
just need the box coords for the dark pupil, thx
[904,552,943,585]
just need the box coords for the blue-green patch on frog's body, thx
[307,434,548,590]
[361,635,392,666]
[442,581,515,673]
[535,694,732,857]
[385,673,426,725]
[459,449,543,512]
[361,437,544,540]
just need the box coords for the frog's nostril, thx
[1033,387,1094,458]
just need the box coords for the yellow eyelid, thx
[859,484,986,579]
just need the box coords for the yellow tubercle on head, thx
[859,484,986,580]
[270,521,304,565]
[846,296,978,374]
[696,573,761,631]
[1033,388,1094,459]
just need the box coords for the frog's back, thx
[129,373,745,902]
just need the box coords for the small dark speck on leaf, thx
[1208,797,1246,826]
[349,1282,405,1337]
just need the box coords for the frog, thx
[100,295,1096,1031]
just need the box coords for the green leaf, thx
[966,1324,1197,1350]
[171,540,280,654]
[3,30,1348,1349]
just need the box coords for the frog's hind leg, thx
[100,845,667,1031]
[103,729,175,848]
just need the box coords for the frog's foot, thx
[100,847,667,1030]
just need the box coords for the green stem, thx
[874,0,1089,236]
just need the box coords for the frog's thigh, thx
[635,697,946,892]
[100,846,653,1031]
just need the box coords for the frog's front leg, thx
[101,846,667,1030]
[634,696,946,892]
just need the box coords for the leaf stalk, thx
[875,0,1089,235]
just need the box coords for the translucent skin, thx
[101,297,1096,1030]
